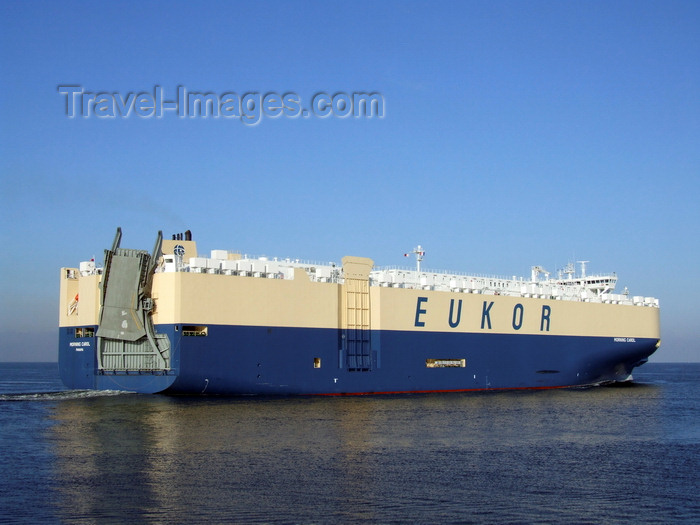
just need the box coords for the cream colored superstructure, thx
[59,268,101,328]
[59,240,660,341]
[369,286,659,338]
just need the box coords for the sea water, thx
[0,362,698,524]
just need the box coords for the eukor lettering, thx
[512,303,524,330]
[448,299,462,328]
[413,297,553,331]
[481,301,494,329]
[540,305,551,332]
[414,297,428,327]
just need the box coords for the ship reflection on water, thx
[49,385,668,523]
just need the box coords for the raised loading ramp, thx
[96,228,171,372]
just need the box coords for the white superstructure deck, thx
[368,266,657,306]
[79,246,659,308]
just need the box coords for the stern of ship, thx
[58,228,177,393]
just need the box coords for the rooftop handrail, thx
[227,253,339,268]
[373,265,524,281]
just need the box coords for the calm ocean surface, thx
[0,363,698,524]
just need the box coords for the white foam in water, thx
[0,390,135,402]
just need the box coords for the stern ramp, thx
[95,228,174,392]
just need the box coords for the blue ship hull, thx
[59,324,658,395]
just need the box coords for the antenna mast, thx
[406,245,425,272]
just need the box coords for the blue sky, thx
[1,0,698,362]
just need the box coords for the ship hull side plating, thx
[59,323,658,395]
[58,325,177,393]
[162,325,658,394]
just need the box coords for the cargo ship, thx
[58,228,660,395]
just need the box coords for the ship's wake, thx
[0,389,134,402]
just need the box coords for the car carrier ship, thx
[58,228,660,395]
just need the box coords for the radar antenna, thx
[578,261,590,278]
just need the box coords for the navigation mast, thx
[406,245,425,272]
